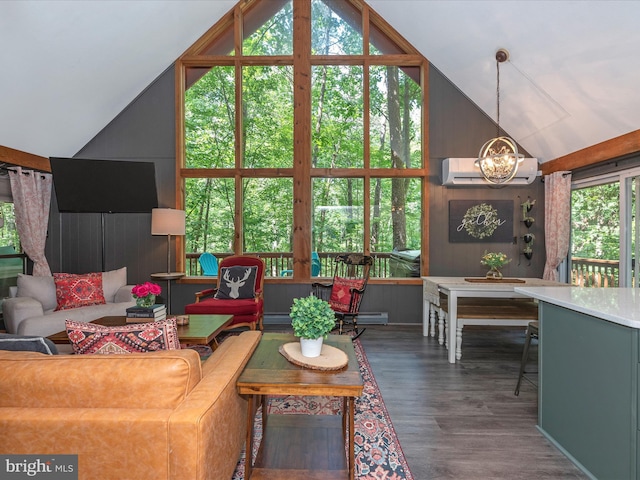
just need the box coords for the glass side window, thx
[242,1,293,56]
[311,65,363,168]
[370,178,422,278]
[313,177,364,254]
[243,177,294,277]
[243,66,293,168]
[311,0,363,55]
[370,66,422,168]
[0,202,23,315]
[570,182,620,286]
[185,67,235,169]
[185,178,235,264]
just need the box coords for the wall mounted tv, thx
[50,157,158,213]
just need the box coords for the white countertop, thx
[514,286,640,329]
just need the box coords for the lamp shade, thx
[151,208,185,236]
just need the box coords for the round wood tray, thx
[279,342,349,371]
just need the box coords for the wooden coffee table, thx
[47,314,234,348]
[237,333,363,480]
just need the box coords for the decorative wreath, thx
[462,203,500,239]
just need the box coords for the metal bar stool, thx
[514,321,539,396]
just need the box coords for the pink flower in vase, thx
[131,282,162,300]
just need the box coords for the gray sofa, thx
[3,267,136,337]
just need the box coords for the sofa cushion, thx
[215,266,257,299]
[14,269,128,313]
[0,348,201,409]
[329,277,364,313]
[0,334,58,354]
[102,267,127,303]
[186,297,261,316]
[17,274,57,311]
[54,272,106,311]
[15,301,136,337]
[66,318,180,354]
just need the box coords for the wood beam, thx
[0,145,50,172]
[541,129,640,176]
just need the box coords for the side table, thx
[150,272,185,314]
[237,333,363,479]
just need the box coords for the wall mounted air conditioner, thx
[441,157,540,186]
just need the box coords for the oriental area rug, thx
[231,338,414,480]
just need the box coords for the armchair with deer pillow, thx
[185,255,265,331]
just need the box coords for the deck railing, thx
[186,253,627,286]
[185,252,399,278]
[570,257,620,287]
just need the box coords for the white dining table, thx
[422,276,567,364]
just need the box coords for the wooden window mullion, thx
[234,5,244,254]
[292,0,312,278]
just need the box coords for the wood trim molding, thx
[0,145,50,172]
[541,129,640,176]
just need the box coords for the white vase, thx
[300,337,323,358]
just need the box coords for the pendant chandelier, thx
[475,49,523,185]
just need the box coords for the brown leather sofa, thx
[0,330,261,480]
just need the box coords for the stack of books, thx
[125,304,167,323]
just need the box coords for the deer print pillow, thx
[215,266,258,300]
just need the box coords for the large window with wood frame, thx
[177,0,427,279]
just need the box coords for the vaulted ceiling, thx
[2,0,639,165]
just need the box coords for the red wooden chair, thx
[185,255,265,331]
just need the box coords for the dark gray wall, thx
[428,65,545,278]
[47,66,177,281]
[44,62,544,325]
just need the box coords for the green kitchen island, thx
[515,286,640,480]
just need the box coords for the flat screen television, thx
[50,157,158,213]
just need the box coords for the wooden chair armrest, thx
[195,288,217,302]
[311,281,333,289]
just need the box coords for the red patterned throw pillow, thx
[329,277,365,313]
[54,272,106,311]
[65,318,181,355]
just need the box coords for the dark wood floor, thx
[356,324,589,480]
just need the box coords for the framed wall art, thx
[449,200,513,243]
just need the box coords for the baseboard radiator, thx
[264,312,388,325]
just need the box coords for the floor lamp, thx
[151,208,186,314]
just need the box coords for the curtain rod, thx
[0,165,50,177]
[540,172,570,183]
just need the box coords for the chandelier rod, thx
[496,56,500,137]
[494,49,508,138]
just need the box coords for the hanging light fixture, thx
[475,48,523,185]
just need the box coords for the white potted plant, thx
[290,294,336,358]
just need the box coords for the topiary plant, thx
[290,294,336,339]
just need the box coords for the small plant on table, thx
[290,294,336,339]
[290,294,336,357]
